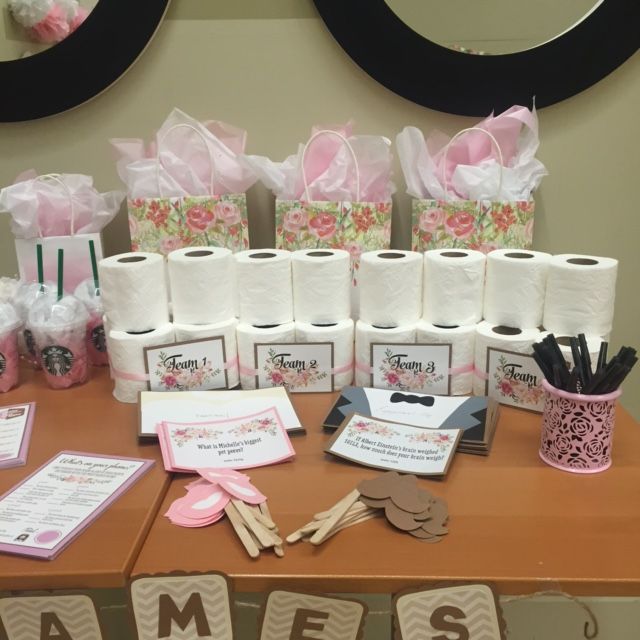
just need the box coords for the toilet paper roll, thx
[359,251,423,327]
[168,247,234,324]
[416,321,476,395]
[292,249,351,323]
[295,319,354,390]
[483,249,551,329]
[423,249,486,326]
[355,320,416,387]
[108,323,175,403]
[473,321,541,395]
[99,252,169,332]
[235,249,293,325]
[543,254,618,336]
[236,322,296,390]
[174,318,240,388]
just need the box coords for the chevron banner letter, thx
[129,573,233,640]
[394,584,506,640]
[0,595,103,640]
[259,591,366,640]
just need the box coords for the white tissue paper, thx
[99,252,169,333]
[240,123,395,201]
[543,254,618,337]
[0,172,123,239]
[416,321,476,395]
[236,322,296,390]
[168,247,234,324]
[173,318,239,388]
[396,106,547,201]
[295,319,354,390]
[359,251,423,328]
[483,249,551,329]
[423,249,485,326]
[235,250,293,326]
[111,108,257,198]
[292,249,351,323]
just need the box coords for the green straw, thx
[57,248,64,301]
[36,244,44,292]
[89,239,100,294]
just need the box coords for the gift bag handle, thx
[442,127,504,201]
[34,173,76,237]
[156,123,217,197]
[301,129,361,202]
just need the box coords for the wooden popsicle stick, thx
[286,520,323,544]
[313,493,367,520]
[315,500,371,520]
[333,506,377,529]
[322,511,381,541]
[251,505,276,530]
[310,490,360,545]
[258,502,284,558]
[224,503,260,559]
[232,500,282,547]
[247,528,265,550]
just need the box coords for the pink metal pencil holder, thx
[539,379,621,473]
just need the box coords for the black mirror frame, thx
[0,0,171,122]
[312,0,639,116]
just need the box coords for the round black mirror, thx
[312,0,639,116]
[0,0,170,122]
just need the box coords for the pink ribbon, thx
[356,361,474,376]
[109,363,149,382]
[332,362,353,375]
[241,362,354,377]
[355,361,373,374]
[224,356,239,371]
[474,367,489,380]
[239,364,258,376]
[110,357,239,382]
[449,362,474,375]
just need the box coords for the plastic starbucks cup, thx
[14,281,57,369]
[28,295,89,389]
[74,279,108,366]
[0,303,21,393]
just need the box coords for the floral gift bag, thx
[397,105,547,253]
[243,124,394,289]
[113,109,256,255]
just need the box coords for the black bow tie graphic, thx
[389,392,435,407]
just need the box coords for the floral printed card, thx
[0,452,153,559]
[371,344,452,395]
[255,343,334,393]
[144,337,231,392]
[0,403,35,469]
[326,413,461,477]
[157,407,295,472]
[485,348,545,412]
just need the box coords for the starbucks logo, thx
[0,352,5,375]
[91,324,106,353]
[24,329,36,356]
[41,346,74,376]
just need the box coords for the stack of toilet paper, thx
[99,252,174,402]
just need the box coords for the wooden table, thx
[0,367,170,591]
[133,393,640,596]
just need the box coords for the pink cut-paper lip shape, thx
[164,495,226,527]
[218,478,266,505]
[185,477,212,490]
[196,468,250,482]
[176,486,230,519]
